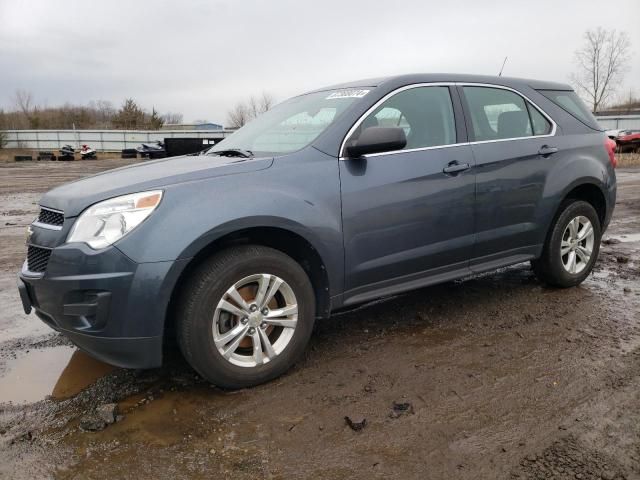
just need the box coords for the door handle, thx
[538,145,558,157]
[443,161,470,174]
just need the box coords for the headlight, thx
[67,191,163,249]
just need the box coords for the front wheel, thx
[532,200,601,288]
[176,245,315,388]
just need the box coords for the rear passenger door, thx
[458,85,557,270]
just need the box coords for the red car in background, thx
[616,129,640,152]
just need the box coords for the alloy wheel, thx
[560,216,594,274]
[212,273,298,367]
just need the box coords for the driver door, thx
[339,85,476,304]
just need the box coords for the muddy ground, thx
[0,157,639,480]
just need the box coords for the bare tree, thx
[247,96,260,119]
[94,100,116,127]
[258,91,275,112]
[227,102,250,129]
[13,89,34,116]
[12,89,39,127]
[570,28,631,112]
[226,92,275,128]
[161,112,184,125]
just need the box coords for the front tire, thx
[532,200,601,288]
[176,245,315,388]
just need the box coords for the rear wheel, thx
[176,245,315,388]
[532,200,601,287]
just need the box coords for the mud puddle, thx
[0,346,115,404]
[605,232,640,243]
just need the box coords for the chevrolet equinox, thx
[18,74,617,388]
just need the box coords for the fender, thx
[115,148,344,296]
[535,135,611,246]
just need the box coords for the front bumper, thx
[18,242,184,369]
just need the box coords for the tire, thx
[176,245,315,388]
[532,200,601,288]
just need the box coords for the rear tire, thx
[532,200,601,288]
[176,245,315,389]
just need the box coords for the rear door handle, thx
[538,145,558,156]
[443,161,470,174]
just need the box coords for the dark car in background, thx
[18,74,617,388]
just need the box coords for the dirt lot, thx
[0,156,639,480]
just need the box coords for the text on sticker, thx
[326,89,370,100]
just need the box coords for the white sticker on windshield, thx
[326,89,370,100]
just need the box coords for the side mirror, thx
[345,126,407,158]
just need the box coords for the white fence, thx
[595,115,640,131]
[7,116,636,151]
[3,129,233,152]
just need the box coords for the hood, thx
[40,154,274,217]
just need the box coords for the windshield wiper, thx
[208,149,254,158]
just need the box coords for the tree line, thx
[0,90,183,130]
[226,92,275,129]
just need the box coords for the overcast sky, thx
[1,0,638,125]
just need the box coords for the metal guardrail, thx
[2,129,233,152]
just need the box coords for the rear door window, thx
[462,86,554,141]
[462,86,533,141]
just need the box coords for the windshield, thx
[208,88,371,156]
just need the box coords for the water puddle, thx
[0,346,115,404]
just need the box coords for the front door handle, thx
[538,145,558,157]
[443,161,470,174]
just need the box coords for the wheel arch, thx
[163,224,333,341]
[537,178,607,255]
[561,181,607,228]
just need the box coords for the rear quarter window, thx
[537,90,602,131]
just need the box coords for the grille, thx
[27,245,52,273]
[37,207,64,227]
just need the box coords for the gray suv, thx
[18,74,617,388]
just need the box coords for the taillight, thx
[605,137,617,168]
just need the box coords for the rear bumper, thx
[18,243,186,369]
[603,176,617,233]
